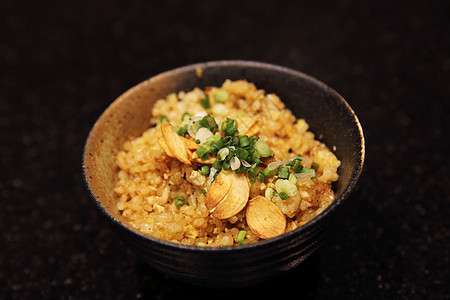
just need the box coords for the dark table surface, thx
[1,1,449,299]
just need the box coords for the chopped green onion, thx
[212,159,222,171]
[230,156,241,170]
[290,159,303,173]
[207,134,221,143]
[255,141,274,157]
[265,187,274,200]
[300,167,316,179]
[201,189,207,196]
[212,103,228,116]
[221,118,239,136]
[199,114,218,133]
[278,192,288,200]
[182,112,192,122]
[195,127,214,144]
[222,160,231,170]
[275,179,298,197]
[199,165,210,176]
[174,196,185,207]
[176,124,188,136]
[288,173,297,185]
[200,97,210,109]
[258,172,265,181]
[236,230,247,245]
[217,148,230,160]
[196,145,210,160]
[286,155,303,166]
[277,166,290,179]
[214,89,229,102]
[158,115,169,124]
[231,136,240,147]
[235,148,249,160]
[246,167,257,183]
[239,135,250,147]
[261,166,278,178]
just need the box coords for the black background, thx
[1,1,449,299]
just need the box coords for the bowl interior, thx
[83,60,365,237]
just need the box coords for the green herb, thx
[236,230,247,245]
[214,89,229,102]
[288,173,297,185]
[246,168,257,183]
[196,145,210,160]
[290,159,303,173]
[200,97,211,109]
[199,114,218,133]
[275,179,298,197]
[158,115,169,124]
[261,166,278,178]
[217,148,230,160]
[174,196,185,207]
[222,161,231,170]
[212,103,228,115]
[235,148,249,160]
[199,165,210,176]
[278,192,288,200]
[257,172,265,181]
[255,141,274,157]
[286,155,303,166]
[277,166,290,179]
[221,118,239,136]
[265,187,274,200]
[176,124,188,136]
[212,159,222,171]
[201,189,207,196]
[300,167,316,179]
[239,135,250,147]
[181,112,192,122]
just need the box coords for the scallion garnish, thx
[196,145,210,160]
[278,192,288,200]
[174,196,185,207]
[181,112,192,122]
[235,148,249,160]
[239,135,250,147]
[176,124,188,136]
[236,230,247,245]
[199,165,210,176]
[200,97,211,109]
[255,140,274,157]
[158,115,169,124]
[300,167,316,179]
[212,159,222,171]
[221,118,239,136]
[277,166,290,179]
[290,159,303,173]
[214,89,229,102]
[198,114,218,133]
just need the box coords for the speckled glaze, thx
[83,61,365,288]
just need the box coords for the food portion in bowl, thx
[113,80,341,246]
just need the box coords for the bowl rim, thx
[82,59,365,252]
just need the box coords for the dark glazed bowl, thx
[83,60,365,288]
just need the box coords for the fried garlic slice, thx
[246,195,286,239]
[205,171,250,219]
[159,124,192,165]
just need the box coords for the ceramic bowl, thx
[83,60,365,288]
